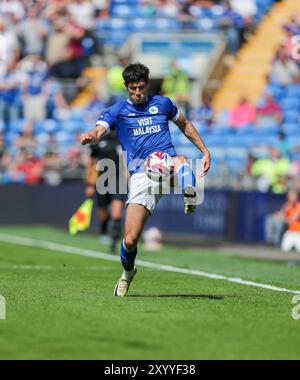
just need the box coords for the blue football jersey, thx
[96,95,180,175]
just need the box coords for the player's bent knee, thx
[124,234,138,251]
[174,155,187,166]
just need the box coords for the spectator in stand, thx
[21,55,48,122]
[265,189,300,247]
[68,0,96,31]
[1,152,25,184]
[0,132,9,183]
[155,0,181,17]
[47,14,86,79]
[287,206,300,233]
[106,56,128,105]
[218,0,245,54]
[43,0,70,21]
[230,0,257,19]
[256,93,283,126]
[61,147,86,181]
[289,147,300,192]
[161,59,190,114]
[229,95,256,129]
[44,77,69,119]
[46,18,71,68]
[244,152,256,176]
[84,92,107,123]
[229,0,257,37]
[0,132,6,161]
[0,58,21,129]
[270,49,300,86]
[276,131,292,160]
[0,0,25,21]
[16,148,44,185]
[14,121,37,154]
[93,0,111,14]
[189,94,214,129]
[283,14,300,37]
[17,6,49,57]
[0,17,19,68]
[251,147,290,194]
[140,0,156,16]
[283,27,298,62]
[43,148,62,186]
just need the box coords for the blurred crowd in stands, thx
[1,0,299,195]
[186,11,300,194]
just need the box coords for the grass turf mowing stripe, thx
[1,232,300,296]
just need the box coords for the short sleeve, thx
[165,97,180,122]
[96,103,119,131]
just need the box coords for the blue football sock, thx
[176,163,196,193]
[120,240,137,271]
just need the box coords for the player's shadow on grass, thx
[129,294,224,300]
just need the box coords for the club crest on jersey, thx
[149,106,158,115]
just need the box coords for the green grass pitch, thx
[0,226,300,360]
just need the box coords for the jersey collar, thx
[127,96,149,105]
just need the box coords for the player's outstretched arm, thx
[80,124,108,146]
[174,114,211,176]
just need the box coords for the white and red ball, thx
[144,151,174,182]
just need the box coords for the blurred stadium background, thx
[1,0,300,248]
[1,0,300,361]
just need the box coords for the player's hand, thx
[201,151,211,177]
[85,185,95,198]
[80,130,99,145]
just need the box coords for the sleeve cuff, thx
[96,120,111,131]
[172,110,180,122]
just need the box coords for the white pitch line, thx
[0,264,53,270]
[0,232,300,295]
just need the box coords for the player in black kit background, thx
[85,131,127,253]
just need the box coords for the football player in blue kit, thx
[80,63,211,296]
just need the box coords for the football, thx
[144,151,174,182]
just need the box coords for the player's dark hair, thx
[122,63,150,86]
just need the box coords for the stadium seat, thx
[176,135,191,146]
[265,84,285,100]
[235,124,255,136]
[131,18,155,32]
[225,147,248,162]
[212,123,233,136]
[282,122,300,135]
[192,18,216,31]
[255,124,279,136]
[95,19,112,32]
[111,4,139,17]
[70,108,85,122]
[153,18,180,31]
[287,85,300,98]
[226,158,245,175]
[8,120,24,133]
[36,133,50,146]
[287,133,300,147]
[40,119,58,134]
[284,110,299,123]
[176,146,199,159]
[249,145,271,159]
[104,31,130,47]
[5,132,19,146]
[281,98,300,112]
[55,131,75,145]
[209,147,225,163]
[97,18,131,33]
[211,5,225,17]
